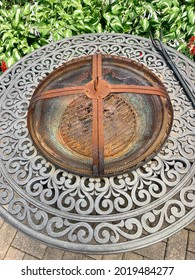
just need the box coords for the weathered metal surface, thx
[0,34,195,254]
[27,53,172,177]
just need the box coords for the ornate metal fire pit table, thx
[0,33,195,254]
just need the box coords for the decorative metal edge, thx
[0,176,195,254]
[0,33,195,253]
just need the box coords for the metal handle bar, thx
[150,31,195,109]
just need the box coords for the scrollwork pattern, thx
[0,172,14,205]
[94,218,142,244]
[180,177,195,208]
[141,200,186,233]
[46,217,93,243]
[8,198,48,230]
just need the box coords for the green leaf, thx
[64,29,72,38]
[23,3,31,16]
[0,10,8,17]
[181,22,187,32]
[96,23,102,33]
[38,38,49,45]
[140,18,149,31]
[18,23,26,31]
[103,12,113,24]
[188,11,195,25]
[164,32,176,39]
[110,19,123,32]
[159,0,172,7]
[0,54,6,61]
[73,9,84,17]
[181,11,187,18]
[83,16,93,23]
[2,33,12,42]
[7,57,16,67]
[12,8,21,27]
[22,47,31,55]
[111,4,123,15]
[9,38,18,48]
[64,24,78,32]
[175,28,181,36]
[12,48,21,61]
[149,16,160,25]
[0,24,11,31]
[187,25,195,36]
[76,23,94,32]
[168,12,177,23]
[18,39,28,50]
[172,7,180,13]
[41,28,51,37]
[32,43,40,49]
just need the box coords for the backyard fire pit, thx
[0,34,194,254]
[28,53,172,177]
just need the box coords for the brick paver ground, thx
[0,216,195,260]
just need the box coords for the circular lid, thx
[27,54,173,177]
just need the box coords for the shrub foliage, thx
[0,0,195,69]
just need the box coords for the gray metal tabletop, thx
[0,33,195,254]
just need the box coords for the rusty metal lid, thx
[27,53,173,177]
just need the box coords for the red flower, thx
[187,36,195,56]
[190,46,195,55]
[0,60,7,72]
[189,36,195,43]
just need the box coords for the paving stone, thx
[62,251,83,260]
[123,252,143,260]
[185,221,195,232]
[102,253,123,260]
[43,247,64,260]
[0,222,17,260]
[135,242,166,260]
[12,231,47,259]
[87,254,102,260]
[186,251,195,260]
[0,218,4,229]
[188,231,195,253]
[23,254,39,260]
[82,254,95,260]
[4,246,24,260]
[165,229,188,260]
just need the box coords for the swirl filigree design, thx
[0,33,195,253]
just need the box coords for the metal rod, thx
[97,98,104,176]
[110,85,169,99]
[29,86,85,107]
[92,53,104,176]
[92,98,99,176]
[150,31,195,109]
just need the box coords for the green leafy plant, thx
[0,0,194,73]
[0,0,104,69]
[103,0,195,53]
[0,3,46,66]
